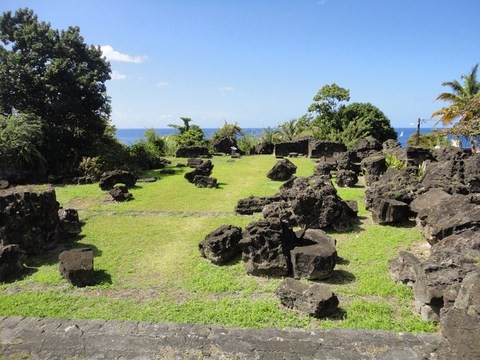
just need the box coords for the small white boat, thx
[400,131,403,137]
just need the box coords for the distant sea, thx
[115,127,453,149]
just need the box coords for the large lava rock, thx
[308,141,346,158]
[365,168,420,210]
[370,198,410,225]
[239,218,296,277]
[415,194,480,245]
[420,160,467,194]
[0,187,59,254]
[438,270,480,360]
[0,244,26,282]
[267,158,297,181]
[361,155,387,186]
[211,136,237,154]
[274,140,309,157]
[464,153,480,193]
[356,138,382,160]
[55,208,82,239]
[234,195,279,215]
[176,146,210,158]
[109,185,133,202]
[255,141,274,155]
[193,175,218,188]
[275,277,339,318]
[58,248,94,287]
[199,225,243,265]
[99,170,137,191]
[290,242,337,280]
[284,176,357,231]
[184,160,214,183]
[335,169,358,187]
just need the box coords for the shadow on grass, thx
[322,269,356,285]
[323,307,347,321]
[91,269,112,285]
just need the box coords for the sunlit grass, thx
[0,155,435,333]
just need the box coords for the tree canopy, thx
[0,8,112,174]
[304,84,396,147]
[168,117,205,147]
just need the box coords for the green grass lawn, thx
[0,155,436,332]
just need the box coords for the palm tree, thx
[432,64,480,126]
[278,119,298,141]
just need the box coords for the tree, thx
[336,103,397,148]
[432,64,480,148]
[432,64,480,126]
[0,8,112,174]
[277,119,299,141]
[308,83,350,137]
[168,117,205,147]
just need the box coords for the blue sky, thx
[1,0,480,129]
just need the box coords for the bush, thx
[406,130,449,148]
[128,129,166,170]
[0,113,45,165]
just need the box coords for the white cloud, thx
[101,45,148,63]
[157,81,170,88]
[111,70,127,80]
[220,86,234,94]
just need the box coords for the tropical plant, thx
[385,154,407,170]
[0,8,112,174]
[432,64,480,126]
[432,64,480,149]
[237,133,258,154]
[128,129,166,170]
[212,121,243,141]
[163,134,179,156]
[168,117,205,147]
[0,112,44,165]
[277,119,299,141]
[406,130,449,148]
[260,127,281,144]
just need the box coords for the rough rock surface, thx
[99,170,137,191]
[109,185,133,202]
[239,218,295,277]
[267,159,297,181]
[437,270,480,360]
[370,198,410,225]
[0,244,26,282]
[193,175,218,188]
[415,194,480,245]
[199,225,243,265]
[290,243,337,280]
[184,160,214,183]
[187,158,204,168]
[275,278,339,318]
[361,155,387,185]
[58,248,94,287]
[0,316,442,359]
[211,136,237,154]
[365,168,420,210]
[235,195,278,215]
[55,208,82,239]
[335,169,358,187]
[308,141,346,158]
[0,187,59,254]
[464,153,480,193]
[176,146,210,158]
[255,141,274,154]
[284,176,357,231]
[274,140,309,157]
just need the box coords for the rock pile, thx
[0,186,83,282]
[184,160,218,188]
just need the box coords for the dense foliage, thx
[0,112,44,165]
[301,84,397,147]
[0,8,112,174]
[128,129,166,170]
[168,117,206,147]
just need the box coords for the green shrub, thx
[385,154,407,170]
[237,133,259,154]
[0,112,45,165]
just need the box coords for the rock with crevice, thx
[199,225,243,265]
[0,244,26,282]
[275,277,339,318]
[109,186,133,202]
[239,218,295,277]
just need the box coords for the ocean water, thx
[115,127,447,149]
